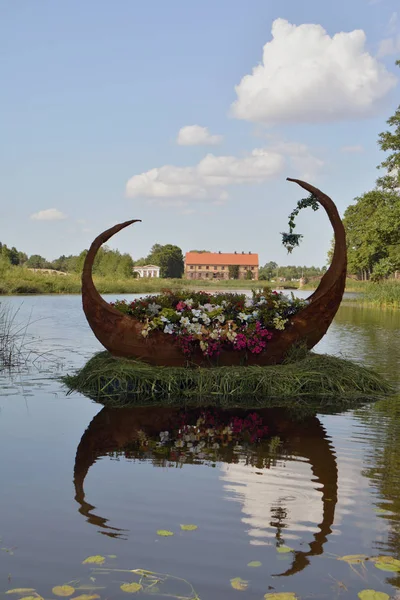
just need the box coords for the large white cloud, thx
[231,18,397,125]
[177,125,223,146]
[126,148,284,201]
[30,208,67,221]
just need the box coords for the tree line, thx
[0,239,327,282]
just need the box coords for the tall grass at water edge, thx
[0,301,30,369]
[304,278,400,309]
[0,267,294,295]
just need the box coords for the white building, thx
[133,264,160,278]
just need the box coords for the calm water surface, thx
[0,294,400,599]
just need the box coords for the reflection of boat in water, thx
[74,406,337,576]
[81,178,347,366]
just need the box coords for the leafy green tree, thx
[26,254,49,269]
[343,189,400,279]
[228,265,239,279]
[327,69,400,279]
[147,244,184,278]
[377,60,400,191]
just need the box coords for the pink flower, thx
[176,301,186,311]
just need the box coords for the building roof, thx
[133,264,160,269]
[185,252,259,266]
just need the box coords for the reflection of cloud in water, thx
[220,457,324,546]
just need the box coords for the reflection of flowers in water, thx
[119,410,276,467]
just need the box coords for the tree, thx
[342,189,400,279]
[26,254,49,269]
[228,265,239,279]
[147,244,184,278]
[327,67,400,279]
[377,60,400,192]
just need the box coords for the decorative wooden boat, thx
[82,177,347,366]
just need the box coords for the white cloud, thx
[126,148,284,202]
[177,125,223,146]
[231,18,397,125]
[340,145,364,153]
[377,34,400,57]
[30,208,67,221]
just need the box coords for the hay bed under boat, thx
[63,350,393,407]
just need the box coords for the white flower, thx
[164,323,174,334]
[185,298,194,307]
[258,297,266,305]
[188,322,202,335]
[216,314,225,323]
[203,303,214,312]
[227,330,237,341]
[161,316,169,322]
[191,308,202,317]
[159,431,169,443]
[200,340,208,351]
[201,314,211,325]
[141,327,149,338]
[245,297,253,308]
[147,302,161,315]
[238,312,250,322]
[175,440,184,448]
[180,316,190,327]
[252,310,259,318]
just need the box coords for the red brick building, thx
[185,252,259,280]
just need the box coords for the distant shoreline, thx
[1,272,398,309]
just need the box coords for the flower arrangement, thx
[111,288,308,359]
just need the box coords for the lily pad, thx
[82,555,106,565]
[230,577,248,591]
[277,546,293,554]
[157,530,174,537]
[20,597,43,600]
[120,583,143,593]
[52,586,76,597]
[370,556,400,572]
[180,524,198,531]
[264,594,297,600]
[338,554,368,564]
[71,596,100,600]
[374,562,400,572]
[247,561,262,567]
[358,591,390,600]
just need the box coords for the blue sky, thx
[1,0,399,267]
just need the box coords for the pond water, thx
[1,293,400,600]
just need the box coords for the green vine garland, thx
[281,193,320,253]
